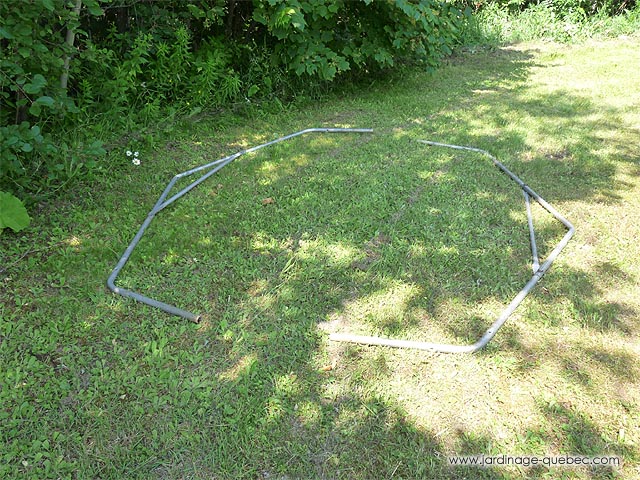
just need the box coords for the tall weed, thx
[461,1,640,44]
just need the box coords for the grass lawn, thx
[1,36,639,479]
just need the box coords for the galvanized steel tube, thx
[523,190,540,272]
[329,140,575,353]
[107,128,373,322]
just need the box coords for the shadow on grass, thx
[105,46,637,478]
[2,43,639,479]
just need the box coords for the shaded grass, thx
[1,38,639,479]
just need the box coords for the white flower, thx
[132,158,141,166]
[134,151,139,157]
[126,150,132,156]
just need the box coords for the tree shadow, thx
[97,44,639,478]
[537,400,633,477]
[535,263,636,335]
[3,41,639,479]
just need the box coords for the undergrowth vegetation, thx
[462,0,639,45]
[2,0,638,217]
[0,0,465,208]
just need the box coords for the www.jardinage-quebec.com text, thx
[448,455,621,468]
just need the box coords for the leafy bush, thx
[0,0,106,200]
[2,0,638,213]
[252,0,465,79]
[1,0,466,208]
[468,0,636,16]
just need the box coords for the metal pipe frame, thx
[107,128,373,322]
[329,140,575,353]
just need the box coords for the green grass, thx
[2,37,640,479]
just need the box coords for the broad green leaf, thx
[290,11,306,31]
[0,192,31,233]
[28,104,42,116]
[187,4,206,18]
[83,140,106,156]
[252,10,267,24]
[336,58,350,71]
[24,74,47,95]
[28,96,54,116]
[88,5,104,16]
[41,0,55,12]
[5,135,19,147]
[247,84,260,97]
[33,96,54,107]
[83,0,104,16]
[15,24,33,37]
[0,27,15,39]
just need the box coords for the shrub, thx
[0,0,105,200]
[1,0,465,204]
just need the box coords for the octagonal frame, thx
[107,130,574,354]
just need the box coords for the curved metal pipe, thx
[107,128,373,322]
[329,140,575,353]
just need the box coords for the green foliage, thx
[469,0,636,16]
[1,0,637,210]
[1,35,640,479]
[0,0,105,200]
[460,0,640,43]
[75,27,241,118]
[0,191,30,233]
[0,0,464,204]
[252,0,466,79]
